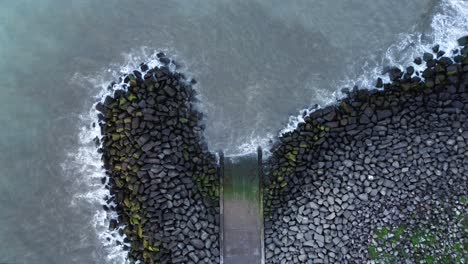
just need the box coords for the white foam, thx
[279,87,341,136]
[63,106,130,264]
[280,0,468,137]
[381,0,468,76]
[279,108,313,136]
[228,132,275,159]
[65,107,130,263]
[358,0,468,85]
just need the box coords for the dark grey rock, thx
[357,193,368,201]
[190,239,205,250]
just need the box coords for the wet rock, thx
[414,57,422,65]
[437,50,445,58]
[457,35,468,46]
[376,78,383,88]
[388,67,403,81]
[423,52,434,62]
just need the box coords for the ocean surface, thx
[0,0,467,263]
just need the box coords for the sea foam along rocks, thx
[263,36,468,263]
[96,54,220,264]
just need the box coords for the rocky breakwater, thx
[96,54,220,264]
[263,36,468,263]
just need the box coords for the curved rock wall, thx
[96,54,220,264]
[263,37,468,263]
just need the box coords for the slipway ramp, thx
[219,149,264,264]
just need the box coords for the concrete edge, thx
[219,151,225,264]
[258,147,265,264]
